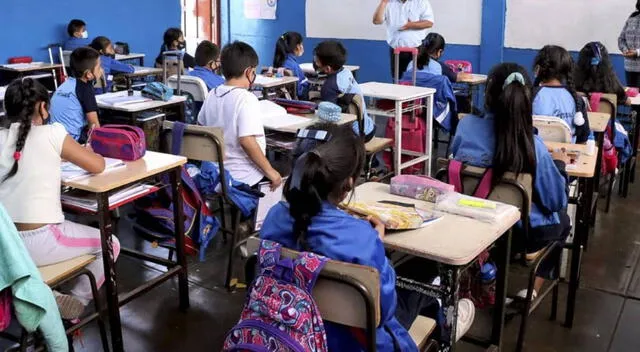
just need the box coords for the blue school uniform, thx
[63,37,91,51]
[321,68,375,137]
[532,86,591,143]
[96,55,135,94]
[408,59,458,83]
[401,70,457,132]
[260,201,417,352]
[188,66,224,91]
[50,77,98,141]
[281,54,309,98]
[450,114,568,228]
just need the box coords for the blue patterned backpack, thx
[223,240,329,352]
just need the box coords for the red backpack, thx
[0,289,10,332]
[588,93,618,175]
[223,240,329,352]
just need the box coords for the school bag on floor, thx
[223,240,329,352]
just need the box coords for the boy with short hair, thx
[198,41,282,189]
[189,40,224,91]
[314,40,376,141]
[50,47,102,141]
[64,19,91,51]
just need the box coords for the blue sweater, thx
[96,55,135,94]
[260,201,417,352]
[402,70,457,132]
[450,114,568,228]
[281,54,309,98]
[189,66,224,91]
[532,86,591,143]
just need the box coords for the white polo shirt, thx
[384,0,434,49]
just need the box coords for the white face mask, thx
[81,31,89,39]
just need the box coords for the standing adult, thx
[619,1,640,87]
[373,0,434,80]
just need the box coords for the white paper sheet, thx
[244,0,277,20]
[61,158,125,182]
[254,179,286,231]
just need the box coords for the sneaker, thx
[505,289,537,305]
[53,291,86,320]
[456,298,475,341]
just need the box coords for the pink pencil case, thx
[390,175,455,203]
[626,87,639,97]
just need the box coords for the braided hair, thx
[2,78,50,182]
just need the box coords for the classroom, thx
[1,0,640,351]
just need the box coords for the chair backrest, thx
[533,115,572,143]
[167,75,208,102]
[160,121,224,162]
[246,236,381,351]
[62,50,71,68]
[596,93,617,118]
[339,93,365,137]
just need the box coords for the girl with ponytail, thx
[272,31,309,99]
[0,78,116,320]
[451,62,571,302]
[260,123,473,351]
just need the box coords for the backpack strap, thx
[589,92,603,113]
[171,122,187,156]
[472,169,493,199]
[293,252,328,293]
[448,160,493,199]
[448,159,464,193]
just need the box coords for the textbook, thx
[61,158,125,182]
[342,201,442,230]
[62,183,158,212]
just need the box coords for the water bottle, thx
[480,262,496,306]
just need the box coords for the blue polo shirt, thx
[63,37,91,51]
[50,77,98,140]
[188,66,224,91]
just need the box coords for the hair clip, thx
[296,129,332,142]
[13,151,21,161]
[503,72,525,90]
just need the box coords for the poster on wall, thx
[244,0,277,20]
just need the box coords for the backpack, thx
[133,122,219,261]
[142,82,174,101]
[223,240,329,352]
[444,60,473,74]
[0,289,10,332]
[588,93,619,175]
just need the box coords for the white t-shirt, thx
[0,122,68,224]
[385,0,435,48]
[197,85,266,186]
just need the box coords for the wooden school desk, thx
[351,182,520,352]
[360,82,436,175]
[96,91,187,124]
[114,66,164,91]
[544,141,598,328]
[455,73,487,113]
[0,62,63,89]
[115,53,146,66]
[62,151,188,352]
[254,75,299,100]
[264,113,357,152]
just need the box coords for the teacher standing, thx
[373,0,434,80]
[619,1,640,88]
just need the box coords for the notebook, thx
[61,158,125,182]
[62,183,157,212]
[259,100,310,130]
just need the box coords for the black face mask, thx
[246,69,256,89]
[177,41,186,50]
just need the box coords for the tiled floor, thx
[5,175,640,351]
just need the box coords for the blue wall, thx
[0,0,181,65]
[220,0,630,85]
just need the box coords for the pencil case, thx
[90,125,146,161]
[626,87,639,98]
[316,102,342,123]
[390,175,454,203]
[142,82,174,101]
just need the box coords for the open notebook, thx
[259,100,309,130]
[61,158,125,182]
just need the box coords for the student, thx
[197,41,282,189]
[618,1,640,88]
[451,63,571,301]
[314,41,375,142]
[411,32,460,83]
[189,40,224,91]
[273,31,309,100]
[0,78,117,319]
[260,122,474,351]
[63,19,90,51]
[89,36,135,94]
[155,28,195,70]
[50,47,102,142]
[574,41,629,106]
[532,45,590,143]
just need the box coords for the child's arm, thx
[86,112,100,130]
[239,135,282,190]
[110,60,135,74]
[78,82,101,130]
[61,135,105,173]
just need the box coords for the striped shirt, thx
[619,15,640,72]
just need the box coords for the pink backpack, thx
[588,93,618,175]
[447,159,493,198]
[0,289,11,331]
[444,60,473,74]
[223,240,329,352]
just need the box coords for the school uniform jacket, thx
[260,201,418,352]
[281,54,309,98]
[321,68,375,137]
[96,55,135,94]
[402,70,457,132]
[450,114,568,228]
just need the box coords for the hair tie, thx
[503,72,525,90]
[13,152,21,161]
[289,151,321,191]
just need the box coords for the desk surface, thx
[63,151,186,193]
[255,75,299,88]
[351,182,520,266]
[545,142,598,178]
[587,111,610,133]
[264,113,357,133]
[96,91,186,112]
[119,66,163,77]
[300,63,360,75]
[116,53,146,61]
[360,82,435,101]
[0,62,62,73]
[629,95,640,106]
[458,73,487,85]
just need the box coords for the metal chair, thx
[533,116,572,143]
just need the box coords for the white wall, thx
[305,0,483,45]
[505,0,634,52]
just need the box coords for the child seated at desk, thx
[260,122,475,351]
[90,36,135,94]
[63,19,90,51]
[51,47,102,142]
[450,63,571,302]
[155,28,195,72]
[189,40,224,91]
[0,78,116,320]
[197,41,282,189]
[574,41,630,106]
[532,45,590,143]
[273,31,309,100]
[411,32,461,83]
[314,41,375,142]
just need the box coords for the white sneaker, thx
[456,298,475,341]
[505,289,537,305]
